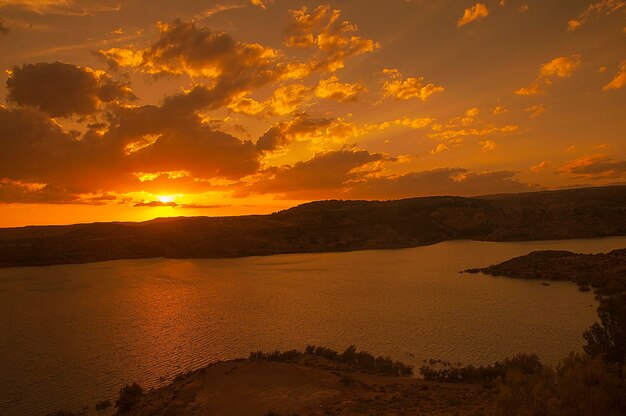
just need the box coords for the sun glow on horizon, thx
[0,1,624,227]
[156,195,176,203]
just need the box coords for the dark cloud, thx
[0,21,9,35]
[133,200,228,209]
[133,200,177,207]
[0,106,133,201]
[242,157,540,200]
[6,62,136,117]
[102,98,261,180]
[245,149,385,198]
[128,122,259,180]
[0,93,263,204]
[0,180,75,204]
[346,168,541,200]
[256,116,334,153]
[557,154,626,180]
[0,178,116,205]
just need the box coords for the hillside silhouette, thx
[1,185,625,267]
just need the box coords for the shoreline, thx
[3,234,626,270]
[2,185,626,268]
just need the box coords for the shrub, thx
[115,382,144,413]
[251,345,413,376]
[95,399,111,411]
[490,355,626,416]
[249,349,301,362]
[419,353,542,383]
[584,294,626,366]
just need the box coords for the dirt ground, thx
[121,355,495,416]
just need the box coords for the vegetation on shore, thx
[249,344,414,376]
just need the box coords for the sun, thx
[156,195,176,203]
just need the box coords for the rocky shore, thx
[464,248,626,295]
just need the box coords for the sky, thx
[0,0,624,227]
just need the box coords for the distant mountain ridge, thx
[1,185,625,267]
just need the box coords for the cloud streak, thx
[0,0,120,16]
[603,61,626,90]
[568,0,624,31]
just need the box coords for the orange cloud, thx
[316,76,366,102]
[492,105,507,115]
[382,69,444,101]
[515,55,582,95]
[530,161,552,173]
[525,104,545,118]
[97,15,377,113]
[250,0,273,9]
[480,140,496,151]
[228,84,313,117]
[448,107,480,126]
[567,0,624,31]
[246,149,385,199]
[603,61,626,90]
[284,5,380,72]
[430,143,449,154]
[457,3,489,28]
[367,117,434,132]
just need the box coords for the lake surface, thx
[1,237,625,415]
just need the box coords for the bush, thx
[490,354,626,416]
[249,349,301,362]
[115,382,144,413]
[250,345,413,376]
[584,294,626,366]
[419,353,541,383]
[95,399,111,411]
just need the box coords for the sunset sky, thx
[0,0,624,226]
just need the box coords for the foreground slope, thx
[114,356,493,416]
[1,185,625,267]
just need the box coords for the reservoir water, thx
[1,237,625,415]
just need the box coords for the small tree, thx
[584,294,626,366]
